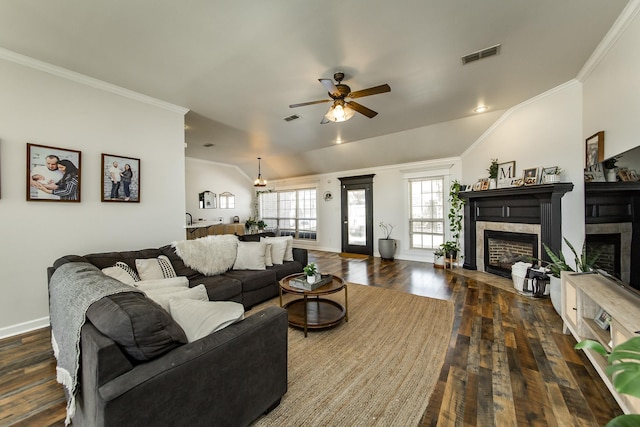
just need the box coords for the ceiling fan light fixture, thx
[324,101,356,123]
[254,157,267,187]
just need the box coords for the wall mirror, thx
[219,192,235,209]
[199,191,216,209]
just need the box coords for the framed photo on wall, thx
[586,131,605,168]
[27,143,81,202]
[101,153,140,202]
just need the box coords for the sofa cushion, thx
[262,237,287,264]
[135,276,189,291]
[169,299,245,342]
[233,241,267,270]
[86,292,187,361]
[145,284,209,311]
[102,261,141,285]
[84,248,163,271]
[269,261,305,281]
[225,269,277,293]
[262,236,294,261]
[136,255,177,280]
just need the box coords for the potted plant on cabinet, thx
[542,237,601,314]
[378,222,397,261]
[440,180,465,262]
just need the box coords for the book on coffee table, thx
[289,274,333,291]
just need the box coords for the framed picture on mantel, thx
[585,131,604,168]
[497,161,516,188]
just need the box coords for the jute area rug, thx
[250,283,454,426]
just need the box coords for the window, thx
[260,188,317,240]
[409,177,445,249]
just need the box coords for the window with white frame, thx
[260,188,317,240]
[409,177,445,249]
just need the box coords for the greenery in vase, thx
[487,158,499,179]
[379,222,394,239]
[575,337,640,426]
[303,262,317,277]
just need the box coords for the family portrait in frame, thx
[27,143,81,202]
[101,153,140,202]
[586,131,605,168]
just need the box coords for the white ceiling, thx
[0,1,630,180]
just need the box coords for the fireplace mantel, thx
[459,183,573,270]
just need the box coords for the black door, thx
[339,175,374,255]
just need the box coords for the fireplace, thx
[459,183,573,275]
[484,230,538,278]
[585,233,621,279]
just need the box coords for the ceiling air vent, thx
[283,114,301,122]
[461,44,501,65]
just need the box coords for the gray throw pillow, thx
[86,292,187,361]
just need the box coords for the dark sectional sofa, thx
[48,233,308,427]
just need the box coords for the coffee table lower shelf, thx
[283,298,346,336]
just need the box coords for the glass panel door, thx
[347,189,366,245]
[339,175,374,255]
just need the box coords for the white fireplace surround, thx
[476,221,541,273]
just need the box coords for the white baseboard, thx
[0,316,50,340]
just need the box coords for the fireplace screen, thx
[485,230,538,278]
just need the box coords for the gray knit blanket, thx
[49,262,141,425]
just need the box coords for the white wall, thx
[461,81,585,256]
[583,4,640,159]
[0,54,187,337]
[185,157,253,223]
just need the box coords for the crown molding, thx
[0,47,189,115]
[577,0,640,82]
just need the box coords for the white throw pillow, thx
[264,242,273,267]
[262,236,294,261]
[136,255,177,281]
[102,261,140,285]
[262,237,287,264]
[145,284,208,311]
[169,299,245,343]
[135,276,189,291]
[233,241,267,270]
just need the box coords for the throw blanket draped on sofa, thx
[173,234,238,275]
[49,262,141,425]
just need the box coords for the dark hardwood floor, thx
[0,251,622,426]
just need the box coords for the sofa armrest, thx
[92,306,288,426]
[293,247,308,267]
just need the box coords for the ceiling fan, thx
[289,72,391,124]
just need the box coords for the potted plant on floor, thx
[543,237,601,314]
[434,247,445,268]
[378,222,397,261]
[441,180,465,262]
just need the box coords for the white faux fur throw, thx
[173,235,238,275]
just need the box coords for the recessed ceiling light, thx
[473,106,488,113]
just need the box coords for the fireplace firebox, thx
[485,230,538,278]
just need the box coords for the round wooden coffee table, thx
[279,273,348,337]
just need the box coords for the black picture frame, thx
[497,161,516,188]
[27,143,81,202]
[101,153,140,202]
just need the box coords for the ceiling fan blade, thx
[319,78,340,97]
[346,101,378,118]
[289,99,331,108]
[320,116,330,124]
[348,84,391,99]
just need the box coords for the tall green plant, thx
[446,181,465,251]
[543,237,601,278]
[576,337,640,426]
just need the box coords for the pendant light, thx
[254,157,267,187]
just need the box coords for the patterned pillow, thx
[136,255,177,281]
[102,261,141,285]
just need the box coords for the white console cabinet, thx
[561,271,640,414]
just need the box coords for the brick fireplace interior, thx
[484,230,538,278]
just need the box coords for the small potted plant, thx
[487,158,499,189]
[443,180,465,261]
[378,222,397,261]
[434,247,445,268]
[303,262,318,284]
